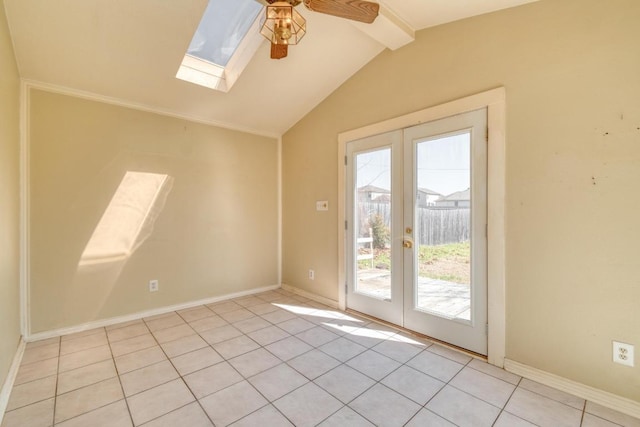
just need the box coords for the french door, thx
[345,109,488,355]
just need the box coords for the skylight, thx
[188,0,263,67]
[177,0,265,92]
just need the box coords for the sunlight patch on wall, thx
[79,172,173,266]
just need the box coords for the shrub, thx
[369,214,390,249]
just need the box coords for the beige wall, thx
[29,90,278,333]
[0,0,21,389]
[283,0,640,401]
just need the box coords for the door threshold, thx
[346,308,487,361]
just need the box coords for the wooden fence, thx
[359,202,470,246]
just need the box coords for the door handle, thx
[403,239,413,249]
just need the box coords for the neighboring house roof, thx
[358,185,390,194]
[417,187,442,196]
[438,188,470,202]
[373,194,391,203]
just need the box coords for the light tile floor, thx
[2,289,639,427]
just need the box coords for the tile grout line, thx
[99,328,135,427]
[112,360,172,398]
[464,361,521,386]
[16,302,450,426]
[12,354,57,371]
[344,339,461,427]
[330,316,585,427]
[189,295,339,425]
[415,348,476,425]
[51,336,61,426]
[446,374,516,411]
[3,339,61,420]
[172,305,242,426]
[52,332,131,425]
[22,302,370,423]
[58,327,105,343]
[271,317,424,425]
[350,337,506,426]
[517,380,589,413]
[325,331,431,425]
[55,354,112,378]
[198,295,295,425]
[19,292,634,427]
[49,378,136,426]
[232,295,345,426]
[57,340,108,359]
[107,328,151,345]
[9,370,57,389]
[576,401,629,427]
[255,301,447,425]
[218,290,336,425]
[144,294,302,424]
[489,375,525,427]
[190,293,310,425]
[583,412,626,427]
[144,309,217,426]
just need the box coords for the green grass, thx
[357,249,390,270]
[419,241,470,284]
[428,273,463,282]
[418,241,470,264]
[357,241,470,284]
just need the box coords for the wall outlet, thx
[308,269,315,280]
[149,279,159,292]
[316,201,329,211]
[612,341,634,367]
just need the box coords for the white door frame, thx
[345,132,404,325]
[403,109,488,355]
[338,87,506,367]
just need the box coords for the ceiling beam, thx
[352,4,414,50]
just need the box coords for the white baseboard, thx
[0,339,26,425]
[26,284,280,342]
[504,359,640,419]
[281,283,339,309]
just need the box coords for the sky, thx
[356,132,471,197]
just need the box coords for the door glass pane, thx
[355,148,392,300]
[415,132,471,321]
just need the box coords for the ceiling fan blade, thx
[303,0,379,24]
[264,0,302,4]
[270,43,288,59]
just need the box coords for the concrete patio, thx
[356,269,471,321]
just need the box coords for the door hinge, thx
[486,323,489,336]
[485,224,488,238]
[486,127,489,142]
[344,156,348,166]
[345,220,348,230]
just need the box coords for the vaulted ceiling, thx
[4,0,537,136]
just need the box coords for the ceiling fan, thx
[257,0,380,59]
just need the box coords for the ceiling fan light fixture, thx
[260,1,306,45]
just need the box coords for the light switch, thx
[316,201,329,211]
